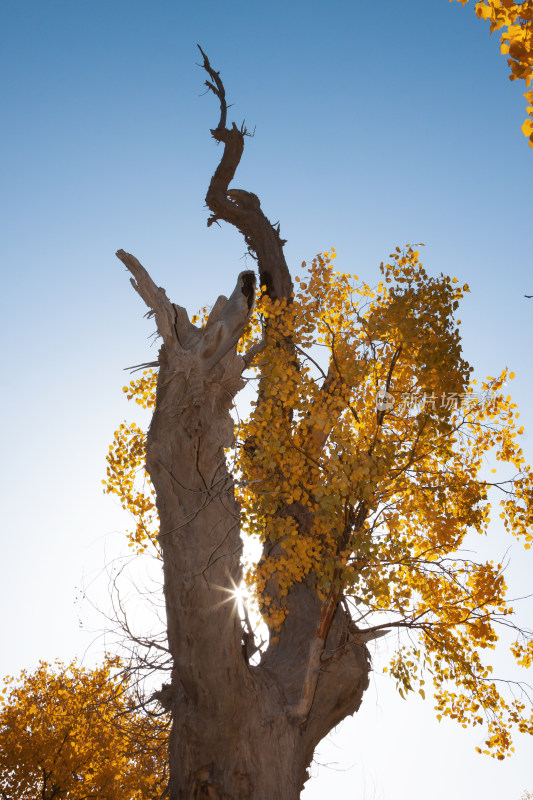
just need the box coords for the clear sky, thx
[1,1,532,798]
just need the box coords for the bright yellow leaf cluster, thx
[109,248,533,757]
[234,247,533,756]
[0,656,169,798]
[103,370,158,555]
[452,0,533,146]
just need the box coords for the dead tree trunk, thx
[116,49,370,800]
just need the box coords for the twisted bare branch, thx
[199,48,293,303]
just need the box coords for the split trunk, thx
[116,50,371,799]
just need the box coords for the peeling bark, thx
[117,50,371,799]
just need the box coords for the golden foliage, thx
[0,656,169,799]
[106,247,533,759]
[103,375,158,555]
[452,0,533,147]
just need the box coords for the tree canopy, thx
[0,657,168,799]
[105,241,533,760]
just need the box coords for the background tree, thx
[0,656,169,799]
[103,49,533,799]
[453,0,533,146]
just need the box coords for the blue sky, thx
[1,1,532,798]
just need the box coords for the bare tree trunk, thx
[116,49,371,799]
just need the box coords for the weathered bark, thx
[116,50,372,799]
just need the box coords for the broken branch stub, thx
[116,249,255,371]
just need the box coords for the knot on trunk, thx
[190,766,237,800]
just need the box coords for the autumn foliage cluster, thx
[105,246,533,759]
[0,657,168,799]
[454,0,533,146]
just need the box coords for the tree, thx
[0,656,169,799]
[104,49,533,798]
[453,0,533,147]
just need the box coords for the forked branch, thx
[117,248,256,368]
